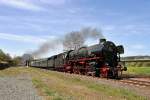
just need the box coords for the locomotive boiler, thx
[30,38,127,79]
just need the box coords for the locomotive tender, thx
[30,39,127,79]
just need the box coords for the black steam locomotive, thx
[30,39,127,79]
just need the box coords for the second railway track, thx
[119,78,150,88]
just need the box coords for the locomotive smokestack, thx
[100,38,106,44]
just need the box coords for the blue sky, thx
[0,0,149,57]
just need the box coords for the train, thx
[29,39,127,79]
[0,61,9,70]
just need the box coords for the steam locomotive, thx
[30,39,127,79]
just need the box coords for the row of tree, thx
[0,49,21,66]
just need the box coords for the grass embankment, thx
[0,67,148,100]
[124,66,150,77]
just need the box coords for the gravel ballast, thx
[0,75,42,100]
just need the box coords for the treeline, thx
[122,56,150,60]
[125,62,150,67]
[122,56,150,67]
[0,49,21,66]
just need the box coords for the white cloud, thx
[39,0,66,5]
[122,44,147,56]
[0,0,44,11]
[102,25,115,31]
[102,24,150,36]
[0,32,56,44]
[105,11,122,16]
[0,0,67,11]
[132,44,145,50]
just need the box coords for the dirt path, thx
[0,74,42,100]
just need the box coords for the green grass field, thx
[0,67,148,100]
[124,66,150,77]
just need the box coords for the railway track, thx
[119,78,150,88]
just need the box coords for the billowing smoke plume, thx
[31,38,62,58]
[31,27,104,58]
[63,27,104,50]
[81,27,104,39]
